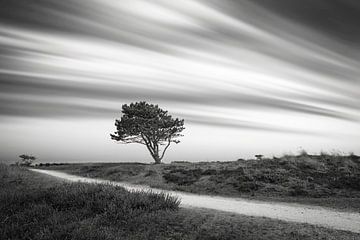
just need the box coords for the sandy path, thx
[30,168,360,233]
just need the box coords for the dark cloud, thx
[0,96,116,118]
[249,0,360,46]
[0,0,87,33]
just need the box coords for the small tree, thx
[18,154,36,166]
[111,101,185,164]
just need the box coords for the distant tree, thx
[111,101,185,164]
[18,154,36,166]
[298,149,308,157]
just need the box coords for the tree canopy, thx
[111,101,185,164]
[18,154,36,166]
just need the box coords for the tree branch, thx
[159,139,171,160]
[141,134,155,156]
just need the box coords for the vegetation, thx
[37,162,69,167]
[1,164,359,240]
[37,152,360,211]
[18,154,36,166]
[111,101,185,164]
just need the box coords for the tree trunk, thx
[152,153,162,164]
[154,158,161,164]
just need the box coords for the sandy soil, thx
[30,168,360,233]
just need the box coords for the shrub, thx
[163,169,202,185]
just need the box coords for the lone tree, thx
[18,154,36,166]
[111,101,185,164]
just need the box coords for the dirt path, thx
[30,169,360,233]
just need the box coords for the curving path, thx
[30,169,360,233]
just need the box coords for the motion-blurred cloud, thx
[0,0,359,162]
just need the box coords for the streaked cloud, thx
[0,0,359,162]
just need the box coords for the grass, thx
[36,152,360,211]
[1,163,360,239]
[0,164,180,240]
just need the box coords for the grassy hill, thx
[36,152,360,211]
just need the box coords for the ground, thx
[1,163,360,239]
[36,153,360,211]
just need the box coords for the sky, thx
[0,0,360,163]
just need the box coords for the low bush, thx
[163,168,202,185]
